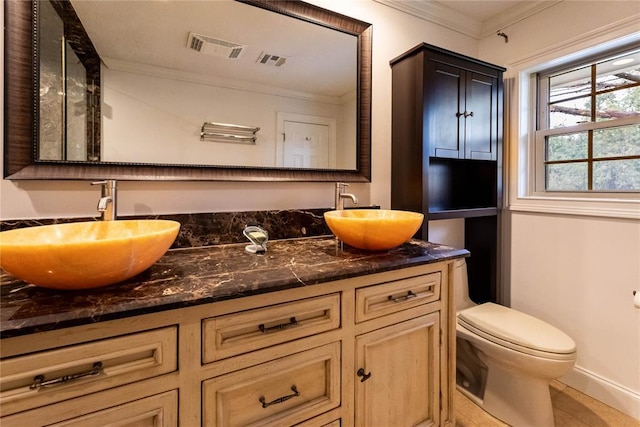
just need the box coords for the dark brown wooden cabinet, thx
[427,61,500,161]
[390,43,505,303]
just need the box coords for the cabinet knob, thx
[357,368,372,382]
[455,112,463,118]
[464,111,474,118]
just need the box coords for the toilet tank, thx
[453,258,476,312]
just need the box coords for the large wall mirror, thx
[4,0,372,181]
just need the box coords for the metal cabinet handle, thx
[388,290,417,303]
[259,385,300,408]
[457,111,474,118]
[259,317,299,333]
[30,362,103,390]
[357,368,372,382]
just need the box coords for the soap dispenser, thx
[243,225,269,254]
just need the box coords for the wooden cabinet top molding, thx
[389,42,506,73]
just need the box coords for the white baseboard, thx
[560,365,640,421]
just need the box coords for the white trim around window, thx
[505,26,640,220]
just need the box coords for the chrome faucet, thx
[335,182,358,210]
[91,180,117,221]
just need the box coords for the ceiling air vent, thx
[187,32,245,59]
[256,52,287,67]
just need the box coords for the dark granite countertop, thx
[1,237,468,339]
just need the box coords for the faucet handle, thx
[336,182,349,191]
[91,180,117,195]
[91,180,116,187]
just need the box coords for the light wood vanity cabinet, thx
[0,260,457,426]
[355,314,441,427]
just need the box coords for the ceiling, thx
[435,0,536,22]
[374,0,561,39]
[70,1,357,100]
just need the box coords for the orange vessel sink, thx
[324,209,423,251]
[0,220,180,290]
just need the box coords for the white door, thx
[282,121,329,168]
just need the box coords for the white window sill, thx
[508,196,640,219]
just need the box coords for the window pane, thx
[595,50,640,92]
[593,159,640,190]
[546,162,588,191]
[549,66,591,103]
[546,133,588,161]
[595,86,640,122]
[593,124,640,158]
[549,97,591,127]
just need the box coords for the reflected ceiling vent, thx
[256,52,287,67]
[187,32,245,59]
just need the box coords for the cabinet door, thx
[464,72,499,160]
[427,62,499,161]
[354,313,440,427]
[426,61,464,159]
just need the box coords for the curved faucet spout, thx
[343,193,358,204]
[335,182,358,210]
[97,196,113,212]
[92,180,117,221]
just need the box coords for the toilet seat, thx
[458,303,576,360]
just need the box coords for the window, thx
[535,48,640,193]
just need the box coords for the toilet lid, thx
[458,303,576,356]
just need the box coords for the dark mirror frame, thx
[4,0,372,181]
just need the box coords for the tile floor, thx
[455,380,640,426]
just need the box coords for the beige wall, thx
[1,0,638,419]
[478,1,640,419]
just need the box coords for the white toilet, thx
[454,258,577,427]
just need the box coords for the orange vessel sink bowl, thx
[0,220,180,290]
[324,209,424,251]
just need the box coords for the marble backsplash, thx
[0,208,379,249]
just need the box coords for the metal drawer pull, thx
[388,290,417,303]
[357,368,372,382]
[30,362,104,390]
[259,385,300,408]
[259,317,299,333]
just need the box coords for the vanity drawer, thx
[203,294,340,363]
[355,272,441,323]
[49,390,178,427]
[202,342,340,427]
[0,326,177,416]
[2,390,178,427]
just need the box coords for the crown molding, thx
[481,1,561,38]
[373,0,561,40]
[373,0,481,37]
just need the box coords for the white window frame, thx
[534,118,640,194]
[505,29,640,220]
[533,50,640,195]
